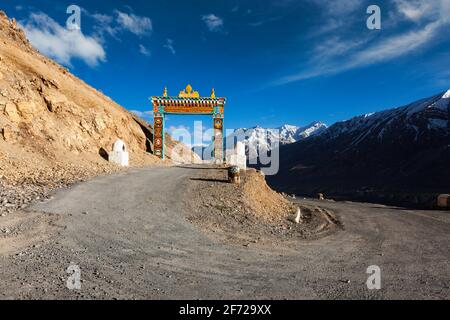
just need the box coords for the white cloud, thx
[91,13,113,25]
[249,16,281,27]
[139,44,151,57]
[307,0,363,36]
[167,125,192,145]
[202,14,224,32]
[168,125,190,133]
[349,22,440,65]
[312,0,362,16]
[393,0,437,22]
[116,11,152,35]
[21,12,106,67]
[311,37,370,63]
[84,9,153,40]
[90,12,118,39]
[163,39,176,55]
[276,22,441,85]
[274,0,450,85]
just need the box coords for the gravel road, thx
[0,166,449,299]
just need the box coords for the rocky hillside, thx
[0,11,196,184]
[268,90,450,208]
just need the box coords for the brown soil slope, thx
[187,167,340,245]
[0,11,196,184]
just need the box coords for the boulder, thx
[4,102,20,122]
[43,92,67,113]
[437,194,450,209]
[16,100,43,121]
[228,166,241,184]
[1,125,16,141]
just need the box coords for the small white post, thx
[109,140,129,167]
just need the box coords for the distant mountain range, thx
[192,122,327,159]
[267,90,450,208]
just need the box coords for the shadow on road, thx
[176,165,225,170]
[190,177,229,183]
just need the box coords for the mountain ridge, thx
[192,121,327,159]
[268,90,450,208]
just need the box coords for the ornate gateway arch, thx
[151,84,226,161]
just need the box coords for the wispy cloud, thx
[20,12,106,67]
[274,0,450,85]
[115,10,152,36]
[316,0,362,15]
[84,9,152,40]
[393,0,438,22]
[202,14,224,32]
[139,44,151,57]
[20,8,152,68]
[89,12,118,40]
[248,16,281,27]
[163,38,176,55]
[307,0,363,37]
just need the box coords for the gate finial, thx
[179,84,200,98]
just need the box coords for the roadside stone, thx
[1,179,52,215]
[288,208,302,224]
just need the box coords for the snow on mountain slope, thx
[321,90,449,144]
[268,89,450,208]
[225,122,327,160]
[192,122,327,161]
[295,122,328,139]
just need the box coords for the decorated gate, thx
[151,84,226,161]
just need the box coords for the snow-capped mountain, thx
[226,122,327,159]
[268,89,450,208]
[193,122,327,160]
[321,91,449,143]
[278,122,328,143]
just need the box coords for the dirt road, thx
[0,166,449,299]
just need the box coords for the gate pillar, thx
[213,112,224,163]
[153,106,165,159]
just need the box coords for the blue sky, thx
[2,0,450,140]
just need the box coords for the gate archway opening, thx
[151,84,226,162]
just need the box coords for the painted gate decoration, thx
[151,84,226,160]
